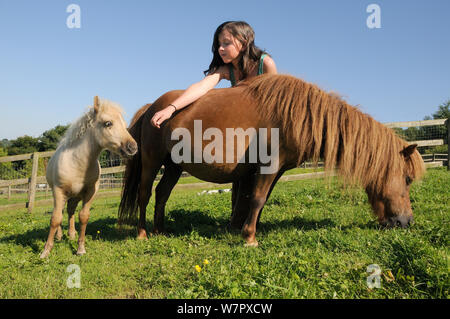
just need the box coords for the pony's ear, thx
[93,96,100,114]
[401,144,418,158]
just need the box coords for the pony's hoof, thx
[244,241,259,248]
[137,229,148,240]
[76,249,86,256]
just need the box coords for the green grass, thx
[0,168,448,298]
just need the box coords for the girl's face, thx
[218,29,243,64]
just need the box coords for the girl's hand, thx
[150,106,175,128]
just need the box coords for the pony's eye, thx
[406,176,412,185]
[104,121,113,128]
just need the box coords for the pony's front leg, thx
[241,173,280,247]
[231,181,240,216]
[153,161,182,234]
[229,178,253,230]
[76,182,98,256]
[40,188,66,258]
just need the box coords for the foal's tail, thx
[118,103,152,225]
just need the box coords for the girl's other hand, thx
[150,106,175,128]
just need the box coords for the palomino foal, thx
[40,97,137,258]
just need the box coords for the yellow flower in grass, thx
[195,265,202,273]
[203,259,209,265]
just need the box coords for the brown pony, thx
[118,74,425,246]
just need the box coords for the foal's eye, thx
[104,121,113,128]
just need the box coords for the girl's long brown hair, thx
[204,21,268,79]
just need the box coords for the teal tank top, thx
[229,53,267,87]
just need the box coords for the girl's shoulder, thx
[262,55,277,74]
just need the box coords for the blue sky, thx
[0,0,449,140]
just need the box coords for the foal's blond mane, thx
[59,99,124,147]
[244,74,425,194]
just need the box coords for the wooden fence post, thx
[447,119,450,170]
[27,152,39,213]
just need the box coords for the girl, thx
[150,20,277,128]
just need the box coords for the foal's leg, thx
[241,173,280,247]
[153,161,182,234]
[40,187,66,258]
[56,225,63,241]
[67,198,80,240]
[76,182,98,256]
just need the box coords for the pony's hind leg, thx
[76,182,98,256]
[137,164,160,239]
[67,198,80,240]
[40,188,66,258]
[153,160,182,234]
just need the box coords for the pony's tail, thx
[118,104,151,225]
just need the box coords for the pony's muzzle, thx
[384,215,413,229]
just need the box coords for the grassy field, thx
[0,168,448,299]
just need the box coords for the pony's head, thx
[366,144,425,228]
[91,96,138,157]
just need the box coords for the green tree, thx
[0,139,10,149]
[7,136,40,155]
[431,100,450,120]
[38,125,69,151]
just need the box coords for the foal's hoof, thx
[244,241,259,248]
[39,250,50,259]
[76,248,86,256]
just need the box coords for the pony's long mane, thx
[244,74,425,194]
[59,99,124,147]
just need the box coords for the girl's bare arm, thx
[150,69,225,128]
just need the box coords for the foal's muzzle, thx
[121,140,138,157]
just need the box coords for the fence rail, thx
[1,118,449,212]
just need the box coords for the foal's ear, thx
[93,96,100,114]
[401,144,418,158]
